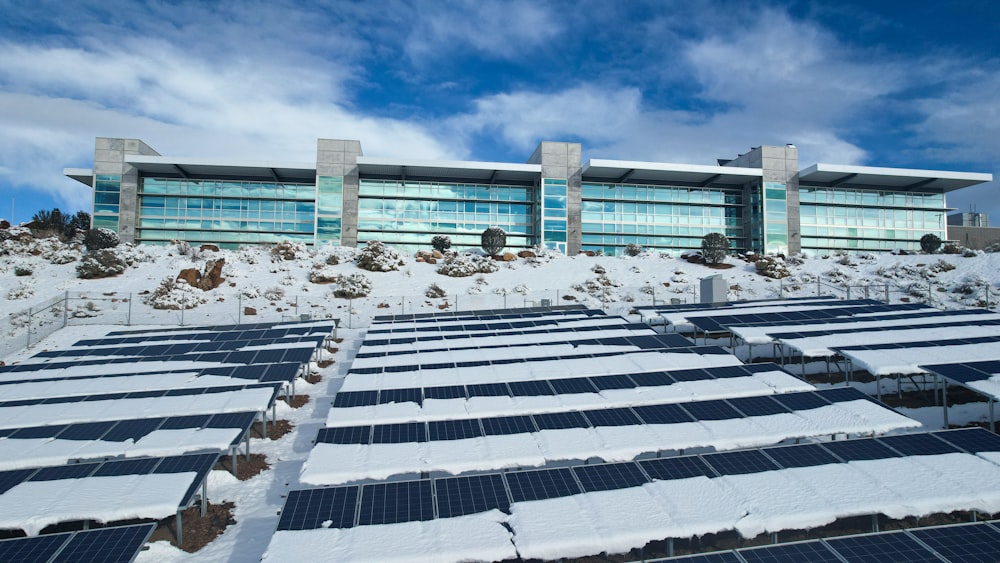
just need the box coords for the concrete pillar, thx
[316,139,363,247]
[93,138,159,244]
[527,142,582,254]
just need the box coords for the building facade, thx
[65,138,993,255]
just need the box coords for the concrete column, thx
[527,141,582,254]
[316,139,363,247]
[93,138,159,244]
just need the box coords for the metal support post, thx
[261,411,268,437]
[231,447,238,477]
[176,509,184,546]
[63,291,68,327]
[990,398,995,433]
[667,538,674,557]
[245,432,251,460]
[127,293,133,325]
[942,383,949,428]
[872,514,879,533]
[201,480,208,516]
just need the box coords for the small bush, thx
[755,255,791,279]
[14,264,33,276]
[309,263,340,283]
[6,281,34,300]
[425,283,447,298]
[76,249,128,279]
[437,255,499,277]
[701,233,730,265]
[83,228,120,251]
[143,278,207,310]
[332,273,372,298]
[920,233,942,253]
[263,286,286,300]
[481,227,506,256]
[431,235,452,253]
[624,243,643,257]
[357,241,404,272]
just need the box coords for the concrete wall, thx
[93,138,159,243]
[528,142,582,254]
[948,226,1000,250]
[316,139,363,247]
[724,145,799,254]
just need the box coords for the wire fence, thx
[3,278,995,359]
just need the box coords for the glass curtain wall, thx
[137,178,316,247]
[93,174,122,230]
[799,186,946,252]
[580,182,743,255]
[541,179,568,252]
[357,179,535,252]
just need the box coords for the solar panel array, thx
[650,520,1000,563]
[319,388,882,445]
[634,295,839,315]
[361,320,653,348]
[371,303,590,324]
[0,317,335,548]
[0,523,155,563]
[281,428,1000,530]
[687,302,929,334]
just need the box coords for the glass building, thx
[64,138,993,255]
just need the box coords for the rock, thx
[243,307,257,316]
[518,250,536,258]
[502,252,517,262]
[200,244,220,252]
[415,256,425,263]
[425,257,437,264]
[177,268,200,287]
[432,250,443,259]
[0,220,9,229]
[583,250,596,257]
[199,258,226,290]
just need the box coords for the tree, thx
[920,233,942,253]
[481,227,506,256]
[701,232,730,265]
[65,211,91,237]
[431,235,452,253]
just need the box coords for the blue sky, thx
[0,0,997,225]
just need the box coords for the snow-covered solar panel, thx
[922,360,1000,401]
[0,523,155,563]
[361,321,654,349]
[104,318,337,336]
[276,428,1000,561]
[370,304,593,325]
[686,302,925,334]
[838,338,1000,376]
[824,531,941,562]
[74,323,335,348]
[29,335,326,361]
[0,452,218,536]
[305,389,917,484]
[0,347,315,376]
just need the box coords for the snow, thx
[327,369,813,426]
[0,372,248,401]
[732,311,1000,345]
[263,510,516,563]
[0,472,197,536]
[0,386,274,429]
[780,324,1000,357]
[842,342,1000,376]
[360,325,655,354]
[350,342,648,369]
[301,400,918,485]
[0,428,241,470]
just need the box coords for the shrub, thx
[83,228,120,251]
[76,249,128,279]
[263,286,285,300]
[701,233,730,265]
[357,241,404,272]
[920,233,942,253]
[143,278,207,310]
[431,235,452,253]
[14,263,33,276]
[755,255,791,279]
[437,255,499,277]
[481,227,506,256]
[332,273,372,298]
[624,243,643,257]
[309,263,340,283]
[425,283,447,298]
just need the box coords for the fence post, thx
[817,278,821,297]
[127,293,133,326]
[238,294,242,324]
[847,287,851,301]
[181,294,186,326]
[779,279,783,298]
[884,284,889,304]
[62,291,69,328]
[26,306,32,349]
[348,298,353,329]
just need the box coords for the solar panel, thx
[629,371,677,387]
[333,390,378,408]
[358,480,434,525]
[726,395,788,417]
[54,523,156,563]
[583,407,643,427]
[378,388,423,405]
[94,457,161,477]
[505,467,582,502]
[549,377,598,394]
[762,443,840,469]
[937,427,1000,453]
[702,449,781,476]
[10,425,68,439]
[667,368,711,382]
[427,419,483,441]
[738,540,843,563]
[877,433,961,456]
[572,462,649,492]
[633,404,696,425]
[651,552,743,562]
[681,400,742,421]
[434,474,510,518]
[589,374,638,390]
[30,464,97,482]
[0,532,68,563]
[277,486,359,530]
[317,426,372,445]
[481,415,536,436]
[56,421,117,441]
[822,439,902,462]
[423,385,467,400]
[771,392,831,412]
[101,418,165,442]
[371,422,426,444]
[507,380,556,396]
[532,411,589,430]
[466,383,510,397]
[640,456,717,481]
[159,414,212,430]
[823,530,941,562]
[910,522,1000,562]
[0,469,35,494]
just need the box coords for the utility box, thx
[700,274,727,304]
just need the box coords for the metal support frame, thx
[942,383,949,428]
[176,509,184,546]
[201,480,208,516]
[231,446,239,477]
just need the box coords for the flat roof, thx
[582,159,762,186]
[125,155,317,181]
[799,163,993,192]
[357,157,541,184]
[63,168,94,187]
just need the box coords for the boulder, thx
[200,244,220,252]
[502,252,517,262]
[432,250,444,259]
[517,250,536,258]
[425,257,437,264]
[583,250,596,257]
[243,307,257,316]
[0,220,9,229]
[199,258,226,290]
[177,268,200,287]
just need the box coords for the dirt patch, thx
[316,360,335,369]
[706,262,736,270]
[214,452,270,480]
[333,337,344,343]
[279,394,310,408]
[252,418,294,440]
[148,501,236,552]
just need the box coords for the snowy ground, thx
[3,237,1000,560]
